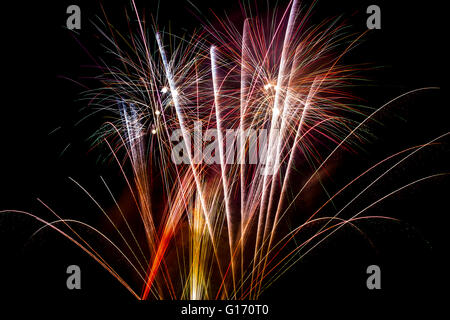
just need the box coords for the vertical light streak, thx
[239,18,251,295]
[211,46,237,292]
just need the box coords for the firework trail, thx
[2,0,446,300]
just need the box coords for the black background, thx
[0,0,447,315]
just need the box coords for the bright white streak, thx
[239,19,252,292]
[211,46,237,291]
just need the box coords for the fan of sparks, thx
[7,0,446,300]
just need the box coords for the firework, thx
[2,0,446,301]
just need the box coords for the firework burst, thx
[2,0,446,301]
